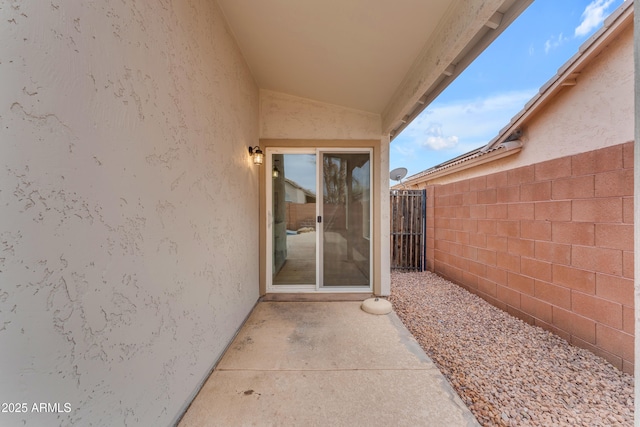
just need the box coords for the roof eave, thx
[482,0,634,152]
[400,140,523,187]
[387,0,535,139]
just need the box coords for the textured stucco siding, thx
[260,89,381,140]
[635,2,640,417]
[0,1,259,425]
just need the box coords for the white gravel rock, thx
[390,271,634,427]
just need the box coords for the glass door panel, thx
[321,152,371,287]
[271,153,317,286]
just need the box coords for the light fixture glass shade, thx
[253,150,264,165]
[249,146,264,165]
[272,166,279,178]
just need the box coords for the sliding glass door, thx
[266,148,371,292]
[320,151,371,287]
[270,151,317,287]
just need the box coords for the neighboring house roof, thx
[401,0,634,186]
[218,0,533,135]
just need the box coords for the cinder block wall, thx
[426,142,634,373]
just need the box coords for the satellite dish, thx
[390,167,408,182]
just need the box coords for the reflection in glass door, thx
[270,152,317,286]
[320,151,371,288]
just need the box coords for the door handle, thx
[317,216,322,223]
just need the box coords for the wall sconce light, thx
[248,146,264,165]
[272,165,280,178]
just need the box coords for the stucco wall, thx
[635,3,640,418]
[260,89,381,140]
[1,1,259,425]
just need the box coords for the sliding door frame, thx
[265,147,373,293]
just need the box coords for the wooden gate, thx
[390,189,426,271]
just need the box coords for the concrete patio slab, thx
[178,301,479,426]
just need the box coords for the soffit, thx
[217,0,532,135]
[217,0,450,113]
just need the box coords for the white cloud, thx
[575,0,616,37]
[420,123,459,150]
[392,89,537,176]
[544,32,569,54]
[397,89,532,152]
[392,143,415,157]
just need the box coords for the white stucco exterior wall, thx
[410,22,634,187]
[260,89,381,140]
[633,0,639,417]
[0,2,259,426]
[378,135,392,296]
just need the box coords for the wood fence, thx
[390,189,426,271]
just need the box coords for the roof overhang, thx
[217,0,534,136]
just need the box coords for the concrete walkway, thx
[178,301,479,427]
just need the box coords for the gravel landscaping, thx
[390,271,634,427]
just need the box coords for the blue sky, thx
[391,0,626,181]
